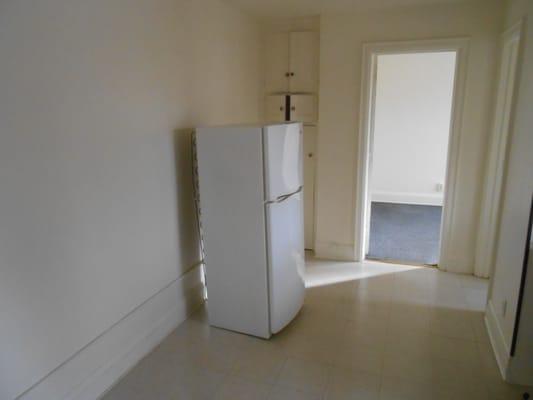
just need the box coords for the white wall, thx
[0,1,262,399]
[370,52,456,206]
[315,0,503,271]
[485,0,533,385]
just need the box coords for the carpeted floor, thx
[367,202,442,265]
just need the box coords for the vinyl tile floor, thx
[102,256,532,400]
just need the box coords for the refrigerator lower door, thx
[263,123,303,201]
[266,192,305,334]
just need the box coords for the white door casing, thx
[475,21,523,279]
[356,38,469,270]
[303,125,317,249]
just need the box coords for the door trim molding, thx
[475,20,524,278]
[355,38,470,268]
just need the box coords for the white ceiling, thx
[224,0,489,19]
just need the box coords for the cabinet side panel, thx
[195,127,270,338]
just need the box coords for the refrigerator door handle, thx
[266,186,303,204]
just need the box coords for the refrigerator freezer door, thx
[266,192,305,334]
[263,123,303,201]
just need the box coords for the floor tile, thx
[268,385,323,400]
[325,366,380,400]
[429,308,477,340]
[382,352,434,382]
[279,333,340,364]
[276,357,330,396]
[471,312,492,343]
[215,376,272,400]
[103,256,531,400]
[231,344,286,383]
[333,341,384,375]
[341,320,387,351]
[379,375,433,400]
[383,330,432,359]
[428,335,481,365]
[169,366,226,400]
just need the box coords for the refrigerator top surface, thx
[196,122,300,130]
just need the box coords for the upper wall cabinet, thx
[265,95,287,122]
[289,95,317,124]
[265,94,317,123]
[265,33,290,93]
[289,32,319,93]
[265,31,319,94]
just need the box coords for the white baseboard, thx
[371,191,444,206]
[437,253,475,275]
[18,263,205,400]
[314,241,357,261]
[485,300,510,380]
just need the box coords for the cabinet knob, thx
[285,72,290,77]
[279,106,284,111]
[308,153,313,158]
[291,106,295,111]
[290,72,295,76]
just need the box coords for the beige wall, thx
[504,0,530,28]
[315,1,503,272]
[0,0,262,398]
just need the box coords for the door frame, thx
[475,20,524,279]
[303,123,318,250]
[355,38,469,267]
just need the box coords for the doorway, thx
[357,41,467,267]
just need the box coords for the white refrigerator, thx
[195,122,305,339]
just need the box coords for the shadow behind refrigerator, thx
[195,122,305,339]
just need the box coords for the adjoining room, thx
[365,51,457,266]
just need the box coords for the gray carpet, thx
[367,202,442,265]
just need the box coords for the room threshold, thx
[365,256,438,269]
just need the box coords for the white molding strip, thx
[17,263,205,400]
[474,20,523,279]
[371,191,444,206]
[485,300,510,380]
[315,241,356,261]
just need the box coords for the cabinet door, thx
[265,95,287,122]
[303,125,317,250]
[265,33,290,93]
[289,95,317,124]
[289,31,319,93]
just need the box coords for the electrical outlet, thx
[502,299,508,317]
[435,182,444,192]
